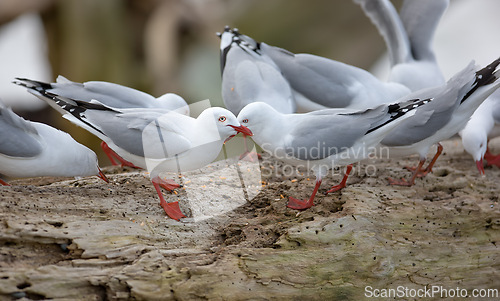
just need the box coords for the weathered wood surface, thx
[1,139,499,300]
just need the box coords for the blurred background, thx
[1,0,499,165]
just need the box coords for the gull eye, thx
[218,116,226,122]
[242,118,249,123]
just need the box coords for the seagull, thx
[460,91,500,174]
[236,98,427,210]
[14,76,190,167]
[355,0,448,91]
[16,89,252,220]
[16,75,190,112]
[380,58,500,185]
[219,26,410,113]
[0,101,108,185]
[219,26,294,159]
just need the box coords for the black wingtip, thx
[45,92,108,135]
[475,56,500,86]
[12,77,53,90]
[460,56,500,104]
[364,98,431,135]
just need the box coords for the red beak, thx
[476,159,485,176]
[97,167,109,183]
[228,124,253,136]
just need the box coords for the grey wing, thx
[52,77,155,108]
[354,0,410,65]
[379,80,465,147]
[399,0,449,61]
[284,103,406,160]
[289,98,434,153]
[263,44,397,108]
[285,114,372,160]
[85,109,191,159]
[0,106,42,157]
[380,106,441,146]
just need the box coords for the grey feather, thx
[285,101,420,160]
[400,0,449,61]
[261,43,408,108]
[14,76,185,110]
[81,108,192,159]
[50,76,156,108]
[0,104,42,157]
[381,60,484,146]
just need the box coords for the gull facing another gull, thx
[237,57,500,210]
[13,85,252,220]
[0,101,108,185]
[236,98,426,210]
[14,77,190,167]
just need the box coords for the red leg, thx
[405,143,443,177]
[325,164,352,194]
[287,179,322,210]
[157,178,182,191]
[388,159,426,186]
[484,148,500,168]
[152,177,185,221]
[419,143,443,176]
[0,178,10,186]
[476,159,485,175]
[97,168,109,183]
[100,141,141,169]
[239,135,261,162]
[100,141,119,165]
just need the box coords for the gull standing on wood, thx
[380,58,500,185]
[236,98,427,210]
[0,101,108,185]
[11,87,252,220]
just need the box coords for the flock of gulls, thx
[1,0,500,221]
